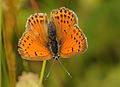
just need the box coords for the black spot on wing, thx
[61,20,63,22]
[57,16,59,19]
[28,19,31,22]
[71,34,73,38]
[60,14,63,17]
[64,29,67,33]
[31,17,33,20]
[64,10,67,13]
[74,37,76,40]
[22,44,24,46]
[35,52,37,56]
[40,20,43,23]
[64,14,66,17]
[36,19,39,23]
[24,40,26,43]
[68,16,70,19]
[39,15,43,18]
[26,36,29,40]
[72,47,74,51]
[60,9,62,12]
[76,33,78,35]
[76,40,78,43]
[35,15,37,18]
[67,21,69,24]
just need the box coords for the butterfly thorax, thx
[48,21,59,60]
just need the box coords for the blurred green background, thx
[1,0,120,87]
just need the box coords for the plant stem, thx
[0,0,1,86]
[39,60,47,87]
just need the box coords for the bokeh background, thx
[1,0,120,87]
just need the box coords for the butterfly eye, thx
[58,55,60,58]
[53,56,58,60]
[53,54,60,60]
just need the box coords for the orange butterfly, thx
[18,7,88,61]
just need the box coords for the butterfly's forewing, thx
[18,13,52,61]
[26,13,48,45]
[51,7,88,58]
[51,7,77,44]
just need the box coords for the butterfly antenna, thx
[57,58,72,78]
[45,59,55,80]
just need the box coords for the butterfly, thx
[18,7,88,61]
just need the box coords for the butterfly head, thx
[53,54,60,60]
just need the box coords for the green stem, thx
[39,60,47,87]
[0,0,2,86]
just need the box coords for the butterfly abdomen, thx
[48,21,59,59]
